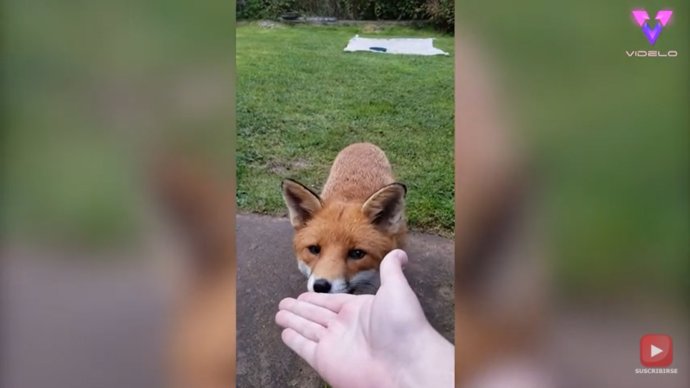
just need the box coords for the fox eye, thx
[308,245,320,255]
[347,249,366,259]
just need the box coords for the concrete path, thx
[2,251,168,388]
[236,213,455,387]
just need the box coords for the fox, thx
[281,143,406,294]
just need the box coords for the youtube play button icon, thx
[640,334,673,367]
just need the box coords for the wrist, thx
[393,323,454,388]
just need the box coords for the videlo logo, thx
[627,9,678,58]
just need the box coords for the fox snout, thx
[298,259,350,293]
[308,272,380,294]
[309,277,348,293]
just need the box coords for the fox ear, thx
[281,179,322,228]
[362,183,406,233]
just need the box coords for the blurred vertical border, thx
[1,1,236,387]
[455,1,687,387]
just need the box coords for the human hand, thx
[275,249,454,388]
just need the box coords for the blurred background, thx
[1,1,235,387]
[2,0,687,387]
[455,0,687,387]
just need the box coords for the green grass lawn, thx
[236,22,455,236]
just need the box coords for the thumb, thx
[379,249,410,288]
[378,250,427,321]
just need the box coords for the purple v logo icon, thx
[632,9,673,45]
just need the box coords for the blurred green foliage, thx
[1,0,234,248]
[459,0,688,299]
[237,0,454,32]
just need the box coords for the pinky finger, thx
[281,328,317,366]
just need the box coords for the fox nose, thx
[313,279,331,293]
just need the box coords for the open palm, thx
[275,250,453,388]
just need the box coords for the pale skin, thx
[275,249,454,388]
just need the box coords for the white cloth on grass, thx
[343,35,448,56]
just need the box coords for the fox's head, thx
[281,179,406,293]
